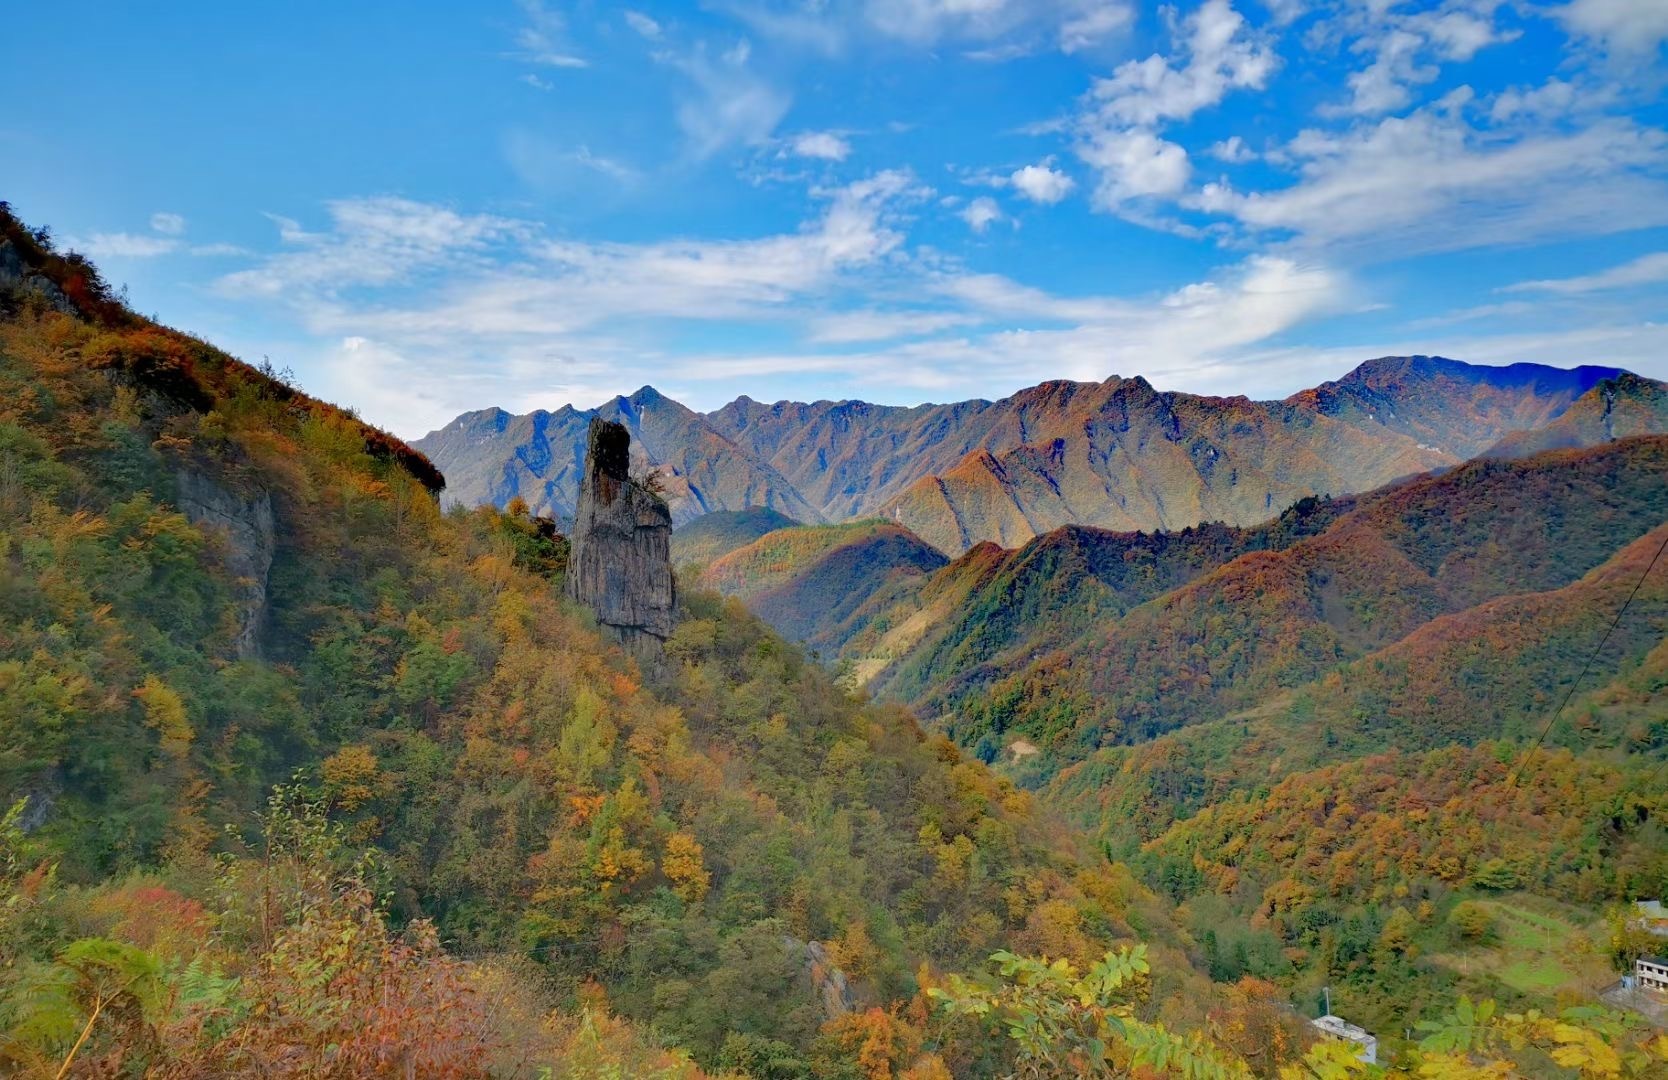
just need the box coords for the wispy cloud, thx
[623,10,662,39]
[513,0,587,68]
[70,210,193,257]
[209,186,1368,434]
[663,38,792,158]
[1194,109,1668,254]
[1208,135,1255,162]
[1553,0,1668,55]
[1502,251,1668,294]
[72,232,178,258]
[216,197,525,298]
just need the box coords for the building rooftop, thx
[1312,1015,1376,1043]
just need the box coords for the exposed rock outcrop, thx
[796,939,855,1021]
[0,239,74,314]
[563,418,676,656]
[174,468,275,658]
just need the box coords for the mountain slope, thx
[424,357,1642,554]
[949,437,1668,754]
[696,521,950,647]
[0,206,1220,1076]
[828,497,1355,712]
[872,376,1448,554]
[1044,517,1668,855]
[1487,373,1668,458]
[671,505,802,570]
[1288,354,1626,457]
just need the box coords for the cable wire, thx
[1507,526,1668,786]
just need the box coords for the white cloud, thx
[73,232,178,258]
[1086,0,1277,127]
[514,0,587,67]
[1554,0,1668,54]
[790,131,852,160]
[1422,9,1510,60]
[208,183,1364,434]
[1058,3,1134,52]
[216,197,524,298]
[1072,0,1271,217]
[666,40,792,157]
[149,212,186,236]
[673,255,1353,398]
[573,145,640,181]
[961,195,1005,232]
[1502,251,1668,294]
[806,309,976,342]
[521,73,553,91]
[1317,2,1518,118]
[624,10,662,39]
[1195,109,1668,254]
[865,0,1132,52]
[1332,28,1435,116]
[1010,161,1076,203]
[1489,78,1581,122]
[222,175,924,334]
[1209,135,1255,162]
[1080,129,1192,208]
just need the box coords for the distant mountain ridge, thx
[415,357,1653,553]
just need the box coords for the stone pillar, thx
[563,418,676,655]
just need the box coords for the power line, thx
[1508,525,1668,787]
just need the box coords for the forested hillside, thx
[1,206,1500,1079]
[672,507,803,572]
[0,206,1230,1076]
[687,368,1668,1065]
[3,206,1665,1076]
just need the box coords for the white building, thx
[1311,1014,1378,1065]
[1638,956,1668,994]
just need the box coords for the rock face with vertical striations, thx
[174,467,275,658]
[564,418,676,654]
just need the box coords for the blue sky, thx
[4,1,1666,437]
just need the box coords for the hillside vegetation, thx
[693,371,1668,1061]
[672,506,803,571]
[3,205,1665,1077]
[0,205,1232,1077]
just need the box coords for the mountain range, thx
[416,356,1642,554]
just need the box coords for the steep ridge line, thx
[416,359,1661,554]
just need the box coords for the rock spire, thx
[563,418,676,655]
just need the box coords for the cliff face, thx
[174,467,275,658]
[563,418,676,654]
